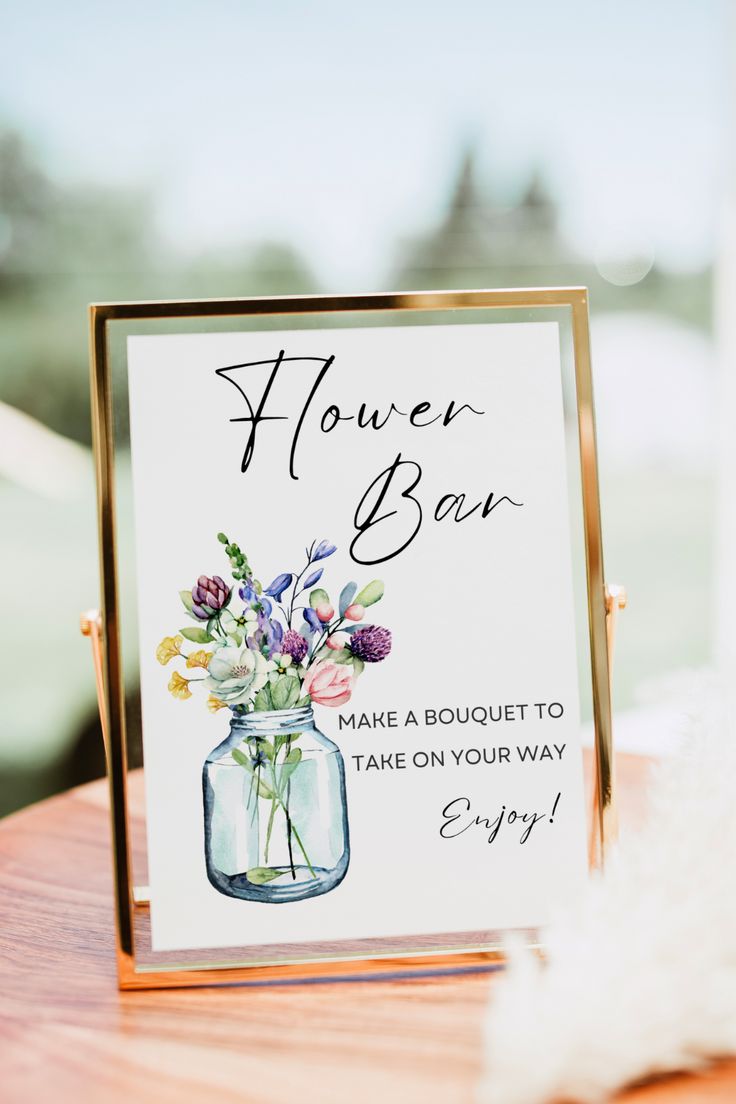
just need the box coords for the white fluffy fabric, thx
[479,693,736,1103]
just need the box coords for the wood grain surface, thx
[1,754,733,1104]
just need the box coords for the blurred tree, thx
[392,144,712,331]
[0,127,323,818]
[0,129,321,445]
[0,130,155,286]
[397,147,565,282]
[0,130,53,285]
[0,128,158,442]
[181,241,321,299]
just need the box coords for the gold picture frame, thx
[83,287,618,990]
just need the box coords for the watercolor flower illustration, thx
[156,533,391,898]
[302,660,354,707]
[203,643,274,706]
[156,532,391,714]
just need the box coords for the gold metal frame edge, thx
[88,286,610,990]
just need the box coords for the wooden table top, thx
[1,754,734,1104]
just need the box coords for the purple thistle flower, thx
[311,539,337,562]
[349,625,392,663]
[191,575,230,620]
[281,629,309,664]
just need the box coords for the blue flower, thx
[302,567,323,589]
[239,579,258,605]
[250,750,268,769]
[239,580,274,616]
[270,617,285,652]
[248,611,284,658]
[302,607,321,633]
[264,572,293,600]
[311,540,336,562]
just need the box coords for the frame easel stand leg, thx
[587,583,627,868]
[80,610,151,907]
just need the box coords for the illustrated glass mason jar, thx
[203,705,350,902]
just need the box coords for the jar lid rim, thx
[230,704,314,725]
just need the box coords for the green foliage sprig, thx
[217,531,260,590]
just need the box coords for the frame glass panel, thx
[89,289,609,987]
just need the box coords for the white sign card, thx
[124,318,590,955]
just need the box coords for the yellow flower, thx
[168,670,192,700]
[186,649,212,670]
[156,635,183,665]
[207,694,228,713]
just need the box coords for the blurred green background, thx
[0,1,725,814]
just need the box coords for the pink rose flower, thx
[302,660,353,708]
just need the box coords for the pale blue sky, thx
[0,0,728,283]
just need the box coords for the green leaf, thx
[217,532,229,544]
[274,731,301,757]
[246,866,285,885]
[272,679,286,701]
[260,740,275,761]
[255,776,275,800]
[297,694,311,708]
[285,679,302,707]
[329,649,363,674]
[354,579,384,608]
[309,587,330,610]
[220,610,238,634]
[180,627,214,644]
[328,648,353,664]
[253,685,273,711]
[179,589,195,613]
[339,581,357,617]
[271,675,301,710]
[279,746,302,787]
[231,747,275,798]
